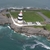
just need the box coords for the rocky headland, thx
[10,23,50,39]
[0,12,50,40]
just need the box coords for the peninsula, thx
[0,7,50,39]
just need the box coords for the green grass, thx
[10,12,19,18]
[41,10,50,18]
[6,14,10,18]
[33,24,50,31]
[23,11,44,22]
[10,11,44,22]
[33,26,43,28]
[45,24,50,31]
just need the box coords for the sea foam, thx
[34,40,50,49]
[23,44,38,50]
[7,26,11,29]
[23,40,50,50]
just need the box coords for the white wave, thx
[29,35,34,37]
[14,31,16,33]
[30,44,39,49]
[23,44,37,50]
[21,34,38,40]
[29,35,37,38]
[23,44,31,50]
[24,40,50,49]
[7,26,11,29]
[25,35,29,37]
[21,34,37,38]
[21,33,28,37]
[21,33,26,36]
[21,34,35,40]
[34,40,50,49]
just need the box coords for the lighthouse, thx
[17,10,23,23]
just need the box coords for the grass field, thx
[10,12,19,18]
[41,10,50,18]
[45,24,50,31]
[10,11,44,22]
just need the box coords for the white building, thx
[17,10,23,23]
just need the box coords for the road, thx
[37,12,50,23]
[9,13,24,27]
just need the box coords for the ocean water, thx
[0,0,50,8]
[0,0,50,50]
[0,25,50,50]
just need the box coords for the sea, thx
[0,25,50,50]
[0,0,50,9]
[0,0,50,50]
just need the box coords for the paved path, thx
[9,13,24,27]
[37,12,50,23]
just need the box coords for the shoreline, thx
[0,10,50,40]
[0,18,50,39]
[10,22,50,39]
[9,24,50,40]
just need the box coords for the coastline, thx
[0,9,50,40]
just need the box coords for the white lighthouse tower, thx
[17,10,23,23]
